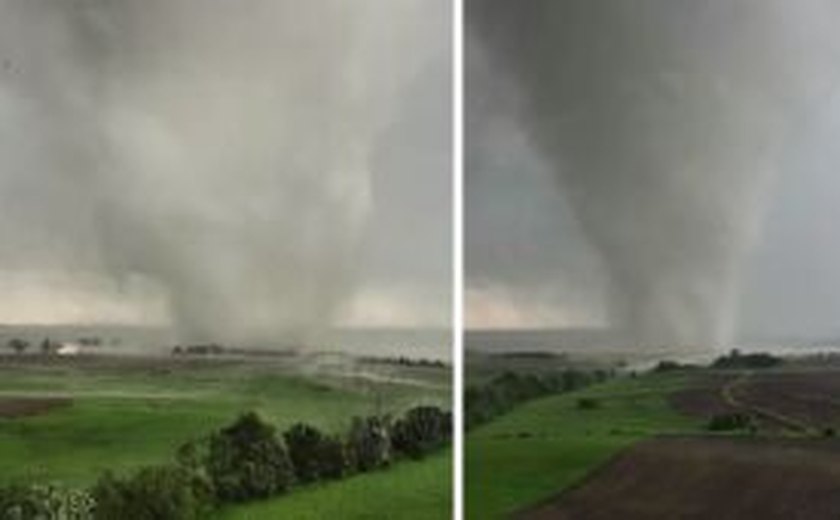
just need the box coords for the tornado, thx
[0,0,437,346]
[469,0,840,350]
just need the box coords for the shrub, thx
[206,412,293,502]
[465,369,612,430]
[283,423,348,483]
[652,360,686,373]
[316,436,348,480]
[711,350,782,369]
[707,412,754,432]
[347,416,391,472]
[0,483,94,520]
[91,465,212,520]
[391,406,452,459]
[577,397,600,410]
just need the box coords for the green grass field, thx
[218,450,451,520]
[0,355,451,518]
[465,373,701,519]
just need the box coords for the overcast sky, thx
[0,1,451,340]
[466,1,840,344]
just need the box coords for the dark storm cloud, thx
[467,0,840,348]
[0,1,450,342]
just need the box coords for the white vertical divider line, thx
[452,0,464,518]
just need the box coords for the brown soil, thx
[731,371,840,430]
[670,369,840,433]
[669,372,738,417]
[517,436,840,520]
[0,397,72,418]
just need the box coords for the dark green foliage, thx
[390,406,452,459]
[0,483,94,520]
[465,369,609,429]
[652,360,699,373]
[359,356,447,369]
[206,412,293,502]
[711,349,783,370]
[347,416,391,472]
[175,439,207,473]
[283,423,347,483]
[1,404,450,519]
[91,465,213,520]
[315,436,348,480]
[707,412,755,431]
[577,397,601,410]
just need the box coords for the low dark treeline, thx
[465,369,612,430]
[172,344,225,356]
[707,412,755,432]
[492,351,566,360]
[651,360,701,373]
[711,349,783,370]
[0,406,451,520]
[359,356,447,369]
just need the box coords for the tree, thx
[283,423,347,483]
[316,436,347,480]
[7,338,28,355]
[1,483,94,520]
[391,406,451,459]
[707,412,754,432]
[92,465,213,520]
[577,398,601,410]
[206,412,292,502]
[346,416,391,472]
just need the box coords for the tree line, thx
[0,405,451,520]
[465,369,612,430]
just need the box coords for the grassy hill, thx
[0,355,451,518]
[465,374,699,519]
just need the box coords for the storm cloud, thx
[467,0,840,349]
[0,0,451,346]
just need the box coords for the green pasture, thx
[0,357,449,490]
[217,450,451,520]
[465,373,702,519]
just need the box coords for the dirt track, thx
[517,436,840,520]
[669,372,739,417]
[670,369,840,433]
[0,397,72,418]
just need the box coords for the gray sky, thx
[0,1,451,342]
[466,1,840,344]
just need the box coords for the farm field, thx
[671,368,840,434]
[0,353,451,518]
[468,358,840,520]
[519,436,840,520]
[465,373,700,519]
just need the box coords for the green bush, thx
[206,412,293,502]
[707,412,754,432]
[711,349,782,369]
[347,416,391,472]
[0,483,94,520]
[283,423,347,483]
[465,369,609,429]
[91,465,212,520]
[390,406,451,459]
[315,436,348,480]
[576,398,601,410]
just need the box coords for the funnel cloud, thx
[0,1,450,346]
[468,1,840,349]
